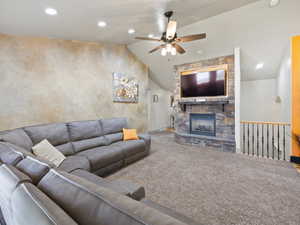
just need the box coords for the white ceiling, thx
[0,0,258,44]
[1,0,299,92]
[129,0,300,91]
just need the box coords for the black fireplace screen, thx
[190,113,216,136]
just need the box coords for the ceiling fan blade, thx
[149,44,165,54]
[177,33,206,42]
[166,20,177,40]
[172,43,186,54]
[135,37,161,42]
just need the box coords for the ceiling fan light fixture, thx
[269,0,280,8]
[166,44,172,52]
[128,29,135,34]
[171,47,177,56]
[136,11,206,56]
[97,21,107,27]
[45,8,58,16]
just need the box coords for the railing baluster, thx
[283,125,286,161]
[243,124,245,154]
[262,124,264,158]
[252,124,254,156]
[257,124,259,157]
[240,121,290,161]
[247,124,250,155]
[272,125,275,159]
[267,124,269,158]
[277,124,280,160]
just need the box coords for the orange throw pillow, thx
[123,128,139,141]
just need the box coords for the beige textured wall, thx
[0,33,149,132]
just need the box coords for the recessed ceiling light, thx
[97,21,107,27]
[269,0,280,8]
[45,8,57,16]
[197,50,204,55]
[256,63,264,70]
[128,29,135,34]
[148,34,154,38]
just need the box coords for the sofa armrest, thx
[138,133,151,153]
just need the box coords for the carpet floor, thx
[108,132,300,225]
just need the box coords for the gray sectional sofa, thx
[0,118,199,225]
[0,118,150,176]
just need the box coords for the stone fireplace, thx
[190,113,216,136]
[173,55,236,152]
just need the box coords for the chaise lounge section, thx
[0,163,196,225]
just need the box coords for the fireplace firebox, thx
[190,113,216,136]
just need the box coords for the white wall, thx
[276,45,291,123]
[147,77,172,131]
[235,48,241,153]
[241,78,280,122]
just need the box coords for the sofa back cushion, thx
[0,165,77,225]
[101,118,127,135]
[0,165,31,204]
[0,129,33,151]
[38,169,186,225]
[24,123,74,156]
[68,120,106,153]
[101,118,127,145]
[11,183,78,225]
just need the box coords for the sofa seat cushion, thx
[71,169,145,200]
[111,140,146,157]
[141,199,199,225]
[72,136,107,153]
[107,179,145,201]
[77,146,124,171]
[38,170,187,225]
[16,156,53,185]
[58,155,91,172]
[104,133,123,145]
[0,142,28,166]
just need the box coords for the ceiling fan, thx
[135,11,206,56]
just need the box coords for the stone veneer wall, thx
[0,33,149,132]
[173,55,236,152]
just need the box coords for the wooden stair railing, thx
[240,121,291,160]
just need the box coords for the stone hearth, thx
[173,55,236,152]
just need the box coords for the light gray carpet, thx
[108,132,300,225]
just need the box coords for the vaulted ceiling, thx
[0,0,258,44]
[1,0,299,92]
[129,0,300,90]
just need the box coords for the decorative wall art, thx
[112,72,139,103]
